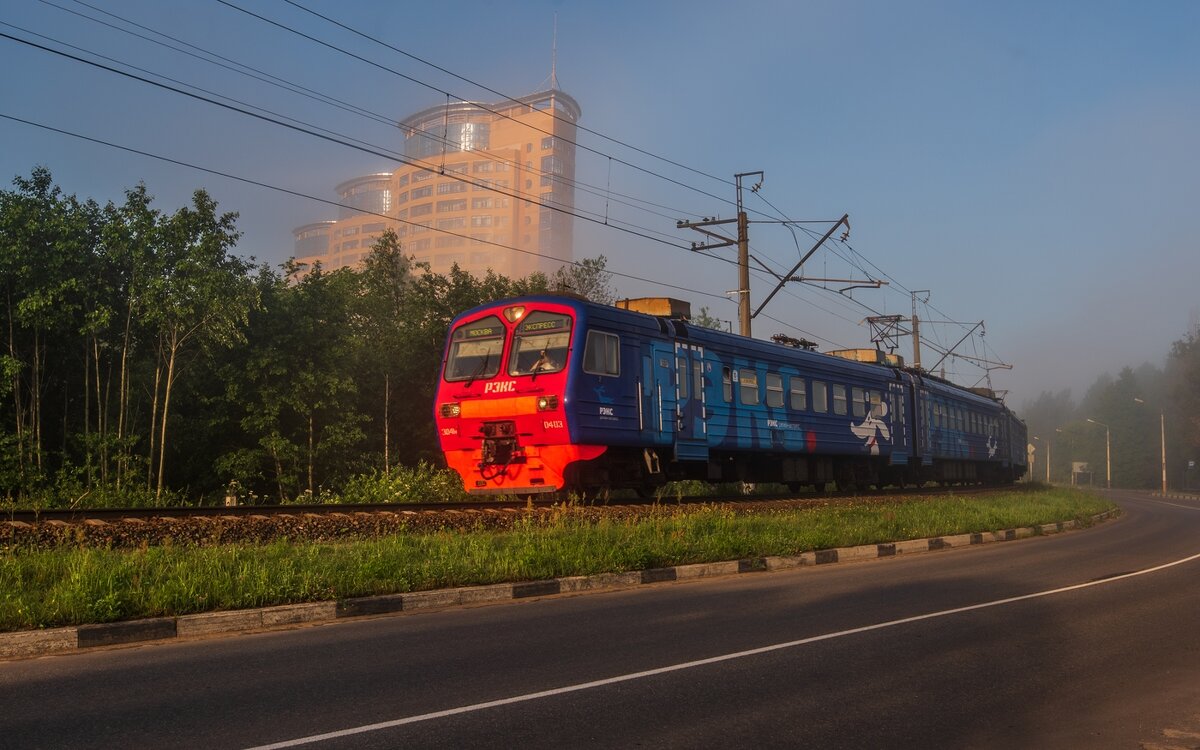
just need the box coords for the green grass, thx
[0,487,1114,631]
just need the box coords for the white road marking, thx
[248,549,1200,749]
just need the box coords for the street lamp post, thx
[1086,418,1111,489]
[1033,435,1052,484]
[1134,398,1168,494]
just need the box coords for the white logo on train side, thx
[850,400,891,456]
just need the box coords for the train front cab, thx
[435,299,605,495]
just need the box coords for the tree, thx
[691,306,729,331]
[357,230,411,475]
[0,167,98,487]
[548,255,616,304]
[144,190,255,498]
[1168,329,1200,484]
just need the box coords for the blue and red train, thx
[435,294,1027,495]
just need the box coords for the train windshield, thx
[445,315,505,382]
[508,311,572,376]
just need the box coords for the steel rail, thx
[2,485,1008,526]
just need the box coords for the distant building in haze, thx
[291,86,581,279]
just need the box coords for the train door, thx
[888,381,910,462]
[674,342,708,461]
[913,381,932,465]
[647,342,676,442]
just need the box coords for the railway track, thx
[3,484,1010,526]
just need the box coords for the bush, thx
[324,462,470,504]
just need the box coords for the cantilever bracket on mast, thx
[751,213,851,320]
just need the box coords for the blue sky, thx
[1,0,1197,408]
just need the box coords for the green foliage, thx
[548,255,615,304]
[1023,335,1200,489]
[0,487,1114,630]
[0,169,618,506]
[690,306,730,331]
[328,463,469,504]
[1169,330,1200,460]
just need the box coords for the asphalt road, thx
[3,489,1200,749]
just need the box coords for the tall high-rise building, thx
[292,87,581,279]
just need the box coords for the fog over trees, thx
[1022,333,1200,490]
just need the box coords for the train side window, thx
[693,360,703,399]
[832,384,847,416]
[740,370,760,405]
[582,331,620,376]
[870,391,882,416]
[790,378,807,411]
[812,381,827,413]
[851,387,866,418]
[677,357,688,399]
[722,367,732,402]
[766,373,784,408]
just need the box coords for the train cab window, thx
[739,371,760,405]
[765,373,784,408]
[445,315,504,381]
[832,384,848,416]
[870,391,882,416]
[790,378,807,411]
[812,381,828,413]
[583,331,620,376]
[852,387,866,418]
[722,367,732,402]
[508,311,571,376]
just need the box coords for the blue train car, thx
[435,294,1026,495]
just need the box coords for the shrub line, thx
[0,509,1120,660]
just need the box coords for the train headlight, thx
[536,395,559,411]
[440,402,461,418]
[503,305,526,323]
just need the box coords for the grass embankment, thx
[0,486,1114,632]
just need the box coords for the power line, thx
[6,11,1009,374]
[278,0,736,191]
[214,0,738,210]
[34,2,711,230]
[0,111,733,305]
[0,28,696,254]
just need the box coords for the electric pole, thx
[911,290,929,371]
[677,171,763,337]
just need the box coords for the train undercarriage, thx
[562,447,1021,496]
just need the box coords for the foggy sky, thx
[1,0,1197,409]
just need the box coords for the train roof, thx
[452,295,1015,412]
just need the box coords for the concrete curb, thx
[1152,492,1200,502]
[0,509,1120,660]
